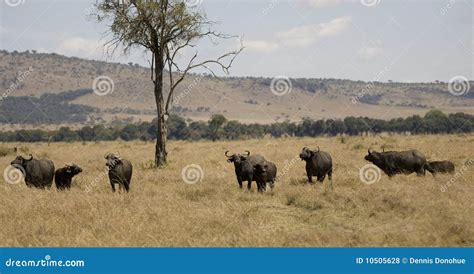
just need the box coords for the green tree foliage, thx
[94,0,242,166]
[208,114,227,141]
[0,111,473,142]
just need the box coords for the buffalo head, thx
[64,163,83,176]
[225,150,250,164]
[105,153,122,168]
[254,162,269,175]
[10,154,33,168]
[299,147,320,161]
[364,149,381,163]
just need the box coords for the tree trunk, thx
[154,52,167,167]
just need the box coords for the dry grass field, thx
[0,134,472,247]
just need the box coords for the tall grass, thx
[0,134,472,247]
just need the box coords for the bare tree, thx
[94,0,242,167]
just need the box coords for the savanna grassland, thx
[0,134,472,247]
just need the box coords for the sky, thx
[0,0,472,82]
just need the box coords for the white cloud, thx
[57,37,103,58]
[276,16,351,48]
[243,16,352,52]
[244,40,279,53]
[35,48,51,53]
[358,41,384,60]
[316,17,352,37]
[305,0,342,8]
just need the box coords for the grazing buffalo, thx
[426,160,455,175]
[54,163,82,190]
[10,154,55,189]
[253,161,277,192]
[105,154,133,193]
[299,147,333,184]
[225,150,266,190]
[364,149,428,177]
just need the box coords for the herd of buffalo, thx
[7,147,455,192]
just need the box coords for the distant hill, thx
[0,89,96,124]
[0,50,472,125]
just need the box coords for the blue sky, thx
[1,0,472,82]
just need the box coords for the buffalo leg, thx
[307,175,313,184]
[257,181,264,193]
[237,175,243,189]
[317,175,326,183]
[247,181,252,190]
[328,170,333,190]
[123,181,130,192]
[110,182,116,192]
[421,166,426,176]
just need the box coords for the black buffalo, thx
[364,149,428,177]
[225,150,266,190]
[426,160,455,175]
[105,154,133,193]
[54,163,82,190]
[10,154,55,189]
[253,161,277,192]
[299,147,333,184]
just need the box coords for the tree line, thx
[0,110,472,143]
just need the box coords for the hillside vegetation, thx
[0,135,472,247]
[1,50,473,125]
